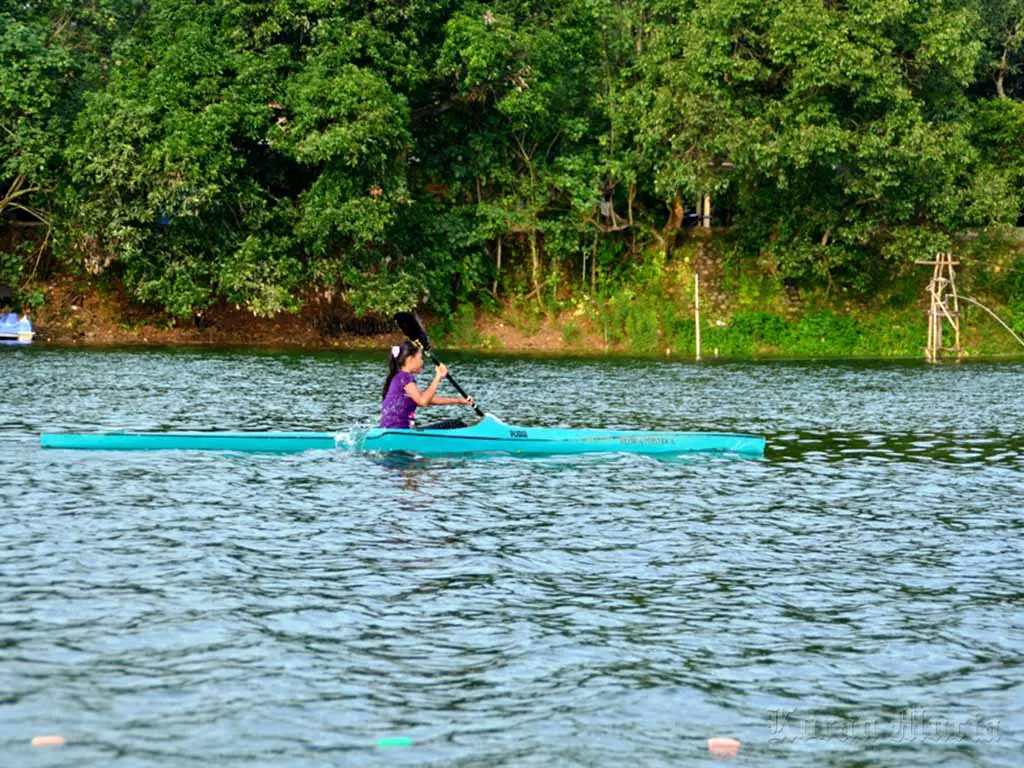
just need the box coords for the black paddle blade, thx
[393,311,431,351]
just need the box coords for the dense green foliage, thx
[3,0,1024,322]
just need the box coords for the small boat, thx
[40,414,764,457]
[0,313,34,345]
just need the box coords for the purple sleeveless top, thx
[380,371,417,428]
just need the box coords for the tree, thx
[1,1,143,289]
[432,1,605,303]
[978,0,1024,98]
[60,0,425,316]
[1,10,74,286]
[626,0,1012,287]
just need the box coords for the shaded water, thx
[2,348,1023,766]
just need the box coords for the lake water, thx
[2,348,1023,766]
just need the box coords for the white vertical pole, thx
[695,272,701,361]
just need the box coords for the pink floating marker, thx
[31,735,65,747]
[707,736,740,757]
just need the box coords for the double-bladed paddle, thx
[393,311,485,418]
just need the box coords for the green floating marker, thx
[377,736,412,748]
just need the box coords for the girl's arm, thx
[430,395,474,406]
[404,367,472,408]
[403,370,444,407]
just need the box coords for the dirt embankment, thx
[23,276,598,353]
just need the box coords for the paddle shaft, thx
[426,350,485,418]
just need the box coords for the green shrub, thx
[730,311,790,349]
[625,303,660,351]
[1008,256,1024,335]
[789,311,863,355]
[561,320,582,346]
[441,303,481,347]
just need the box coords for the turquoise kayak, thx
[41,414,765,457]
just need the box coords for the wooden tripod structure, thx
[916,252,961,362]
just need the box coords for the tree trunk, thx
[591,235,597,294]
[529,231,542,306]
[493,237,501,295]
[664,196,685,231]
[996,44,1009,98]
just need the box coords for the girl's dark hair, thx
[382,340,420,399]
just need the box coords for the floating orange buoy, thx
[707,736,740,757]
[31,735,65,747]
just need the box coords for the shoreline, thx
[20,336,1024,363]
[14,274,1024,360]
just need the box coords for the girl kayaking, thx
[380,340,474,428]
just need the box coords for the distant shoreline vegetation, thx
[3,0,1024,348]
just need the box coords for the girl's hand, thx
[435,363,448,379]
[464,396,475,406]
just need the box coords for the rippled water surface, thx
[2,348,1023,766]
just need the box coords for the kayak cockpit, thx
[413,418,471,431]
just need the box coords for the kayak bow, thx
[41,414,765,457]
[40,431,340,453]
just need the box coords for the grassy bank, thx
[439,237,1024,359]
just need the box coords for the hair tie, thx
[391,345,400,358]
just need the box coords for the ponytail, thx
[382,340,420,399]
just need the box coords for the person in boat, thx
[381,340,474,428]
